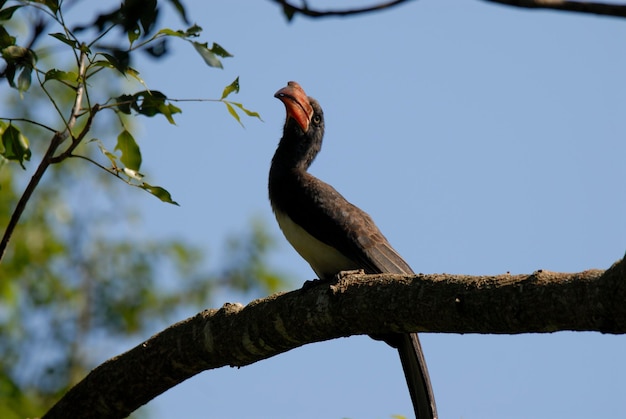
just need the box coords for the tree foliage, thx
[0,1,277,417]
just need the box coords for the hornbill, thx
[268,81,437,419]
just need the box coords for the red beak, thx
[275,81,313,132]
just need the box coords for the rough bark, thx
[44,257,626,418]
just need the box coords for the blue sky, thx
[62,1,626,418]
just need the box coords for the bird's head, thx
[275,81,324,138]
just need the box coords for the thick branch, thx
[43,258,626,418]
[483,0,626,18]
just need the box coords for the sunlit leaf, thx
[115,130,142,171]
[125,67,148,89]
[157,24,201,40]
[128,27,141,45]
[123,167,144,180]
[192,41,222,68]
[94,139,119,169]
[224,102,241,126]
[221,77,239,100]
[157,28,185,38]
[141,183,179,206]
[1,124,31,169]
[160,102,181,124]
[231,101,263,121]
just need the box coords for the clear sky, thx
[75,1,626,418]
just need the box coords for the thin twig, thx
[0,117,57,133]
[482,0,626,18]
[270,0,414,18]
[70,153,118,176]
[50,104,100,163]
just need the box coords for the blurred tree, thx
[0,1,279,418]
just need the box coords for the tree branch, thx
[482,0,626,18]
[270,0,626,19]
[43,258,626,418]
[270,0,414,19]
[0,49,89,264]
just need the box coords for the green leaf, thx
[157,28,186,38]
[128,27,141,45]
[209,42,232,58]
[0,5,21,21]
[0,25,15,49]
[115,130,142,171]
[167,0,189,24]
[231,102,263,121]
[17,66,31,95]
[1,45,36,65]
[116,91,181,124]
[1,124,31,169]
[44,0,59,14]
[125,67,147,89]
[136,91,181,124]
[49,32,78,48]
[1,46,36,90]
[115,94,134,114]
[94,140,119,169]
[221,77,239,100]
[131,90,165,116]
[185,24,202,37]
[100,52,129,74]
[192,41,222,68]
[33,0,59,14]
[44,68,78,83]
[141,183,179,206]
[224,102,242,126]
[160,103,182,124]
[157,25,201,40]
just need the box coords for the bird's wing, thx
[297,173,414,275]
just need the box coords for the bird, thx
[268,81,437,419]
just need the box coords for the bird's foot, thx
[301,279,319,290]
[334,269,365,281]
[301,269,365,290]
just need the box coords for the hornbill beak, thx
[275,81,314,133]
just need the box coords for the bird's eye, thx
[313,115,321,124]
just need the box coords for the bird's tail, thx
[395,332,437,419]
